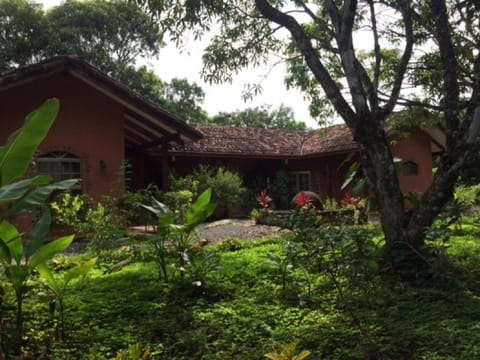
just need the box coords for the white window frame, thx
[289,171,312,195]
[37,151,82,185]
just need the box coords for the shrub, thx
[194,165,244,218]
[51,192,94,231]
[116,184,161,226]
[272,168,290,210]
[163,190,194,220]
[455,184,480,207]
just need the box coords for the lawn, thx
[3,219,480,359]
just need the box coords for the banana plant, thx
[38,257,97,342]
[0,212,74,347]
[0,99,79,352]
[142,188,216,282]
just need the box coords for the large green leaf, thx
[0,175,52,205]
[141,197,171,217]
[2,178,79,218]
[0,220,22,264]
[28,234,74,271]
[37,263,60,295]
[341,162,360,191]
[5,265,29,291]
[25,210,52,259]
[64,257,97,284]
[0,99,59,186]
[157,212,175,235]
[185,188,216,229]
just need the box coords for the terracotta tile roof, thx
[171,123,358,158]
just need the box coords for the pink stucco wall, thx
[391,130,433,196]
[0,72,125,201]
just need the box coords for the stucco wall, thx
[391,130,433,196]
[0,72,125,201]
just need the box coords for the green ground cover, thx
[3,219,480,359]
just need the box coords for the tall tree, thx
[0,0,209,123]
[0,0,48,72]
[0,0,162,76]
[137,0,480,264]
[46,0,162,76]
[161,78,210,123]
[213,104,306,130]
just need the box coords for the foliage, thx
[3,218,480,358]
[162,190,194,221]
[216,237,243,252]
[142,188,216,283]
[84,199,126,253]
[0,98,79,354]
[256,189,273,208]
[160,78,210,123]
[0,217,74,350]
[455,184,480,207]
[212,104,306,130]
[38,257,97,342]
[194,165,244,218]
[116,184,161,226]
[265,342,311,360]
[272,168,290,210]
[138,0,480,260]
[0,0,48,73]
[51,192,94,231]
[0,0,162,74]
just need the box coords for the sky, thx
[39,0,319,128]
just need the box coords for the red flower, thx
[342,194,360,206]
[256,189,273,208]
[294,191,313,207]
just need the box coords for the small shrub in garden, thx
[51,192,94,232]
[142,188,217,283]
[265,342,311,360]
[194,165,245,218]
[272,168,290,210]
[163,189,194,220]
[251,189,281,225]
[116,184,161,226]
[217,237,243,251]
[84,200,127,253]
[455,183,480,207]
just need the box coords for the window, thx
[289,171,311,195]
[401,161,418,176]
[37,151,81,183]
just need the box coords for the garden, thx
[2,101,480,359]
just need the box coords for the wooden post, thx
[161,139,169,192]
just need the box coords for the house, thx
[166,123,444,202]
[0,56,202,200]
[0,56,444,206]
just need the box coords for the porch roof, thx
[169,123,359,158]
[0,56,203,150]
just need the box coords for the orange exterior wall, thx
[391,130,433,196]
[0,73,125,201]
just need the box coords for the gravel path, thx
[195,219,283,245]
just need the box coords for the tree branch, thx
[368,0,381,110]
[325,0,370,116]
[254,0,358,127]
[430,0,460,137]
[386,1,414,114]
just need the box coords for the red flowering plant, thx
[256,189,273,208]
[293,191,313,209]
[251,189,275,225]
[341,194,360,206]
[341,193,367,224]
